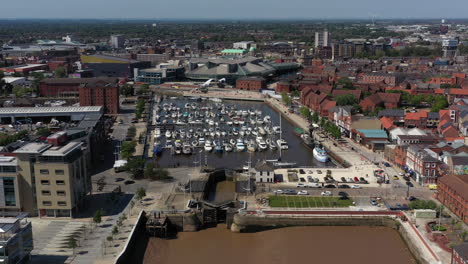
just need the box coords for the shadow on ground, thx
[31,255,69,264]
[74,193,134,218]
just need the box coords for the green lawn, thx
[268,195,353,208]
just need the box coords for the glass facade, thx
[3,178,16,207]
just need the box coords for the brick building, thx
[406,145,441,185]
[437,175,468,224]
[361,73,404,87]
[360,93,401,112]
[79,79,120,114]
[235,77,266,91]
[40,78,118,98]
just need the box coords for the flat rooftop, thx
[14,143,51,154]
[0,106,103,116]
[42,142,82,157]
[0,156,17,166]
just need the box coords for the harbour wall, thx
[114,210,148,264]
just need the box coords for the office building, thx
[0,215,33,264]
[79,79,120,114]
[110,35,125,49]
[12,141,90,218]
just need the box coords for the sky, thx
[2,0,468,20]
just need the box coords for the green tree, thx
[311,111,319,124]
[68,237,78,255]
[54,66,67,78]
[335,94,357,106]
[112,226,119,237]
[299,106,311,120]
[0,71,4,79]
[135,99,145,119]
[460,231,467,242]
[125,158,145,179]
[12,86,32,97]
[336,77,354,90]
[93,209,103,226]
[121,141,136,159]
[12,72,22,77]
[431,97,448,112]
[281,91,292,106]
[36,127,51,137]
[145,164,172,181]
[127,126,137,139]
[409,200,437,210]
[138,84,149,94]
[290,90,300,98]
[135,187,146,201]
[121,84,133,96]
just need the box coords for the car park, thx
[297,190,308,195]
[321,191,332,196]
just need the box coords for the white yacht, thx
[236,139,246,151]
[277,139,289,150]
[165,130,172,138]
[204,140,213,152]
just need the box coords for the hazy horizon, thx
[2,0,468,20]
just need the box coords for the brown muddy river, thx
[143,225,416,264]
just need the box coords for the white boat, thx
[258,127,266,136]
[269,141,277,150]
[313,145,329,162]
[258,142,268,151]
[165,130,172,138]
[247,143,257,152]
[225,144,233,152]
[191,140,198,147]
[277,139,289,150]
[226,121,233,126]
[272,126,281,134]
[256,136,264,144]
[198,137,205,146]
[183,143,192,155]
[236,139,246,151]
[154,128,161,139]
[229,139,236,145]
[208,120,215,126]
[204,140,213,152]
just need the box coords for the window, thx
[41,190,51,196]
[40,169,49,174]
[56,180,65,185]
[57,191,66,196]
[42,201,52,206]
[41,180,50,185]
[432,163,436,168]
[55,170,65,175]
[3,178,16,206]
[57,201,67,206]
[425,163,430,168]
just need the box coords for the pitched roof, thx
[380,117,395,130]
[453,243,468,261]
[378,109,405,118]
[439,175,468,202]
[405,111,428,120]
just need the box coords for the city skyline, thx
[2,0,468,20]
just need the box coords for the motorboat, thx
[204,140,213,152]
[154,128,161,139]
[236,139,246,151]
[191,140,198,147]
[183,143,192,155]
[277,139,289,150]
[214,141,223,153]
[229,139,236,145]
[165,130,172,138]
[198,137,205,146]
[225,144,233,152]
[258,141,268,151]
[153,141,163,156]
[269,141,277,150]
[247,142,257,152]
[313,145,329,162]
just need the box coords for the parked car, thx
[350,185,362,189]
[321,191,332,196]
[398,172,404,176]
[393,175,399,180]
[307,170,313,174]
[299,169,306,174]
[408,196,417,201]
[359,177,365,182]
[338,191,348,197]
[124,180,135,185]
[299,177,306,182]
[353,177,359,182]
[297,190,309,195]
[338,184,350,189]
[324,184,336,188]
[115,177,125,182]
[273,189,284,194]
[370,200,378,206]
[308,183,321,188]
[297,183,306,188]
[307,176,313,182]
[384,162,391,167]
[341,177,346,182]
[317,170,322,174]
[314,177,320,183]
[406,181,414,187]
[285,189,297,195]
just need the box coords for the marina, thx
[151,97,336,169]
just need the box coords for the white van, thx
[308,183,321,188]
